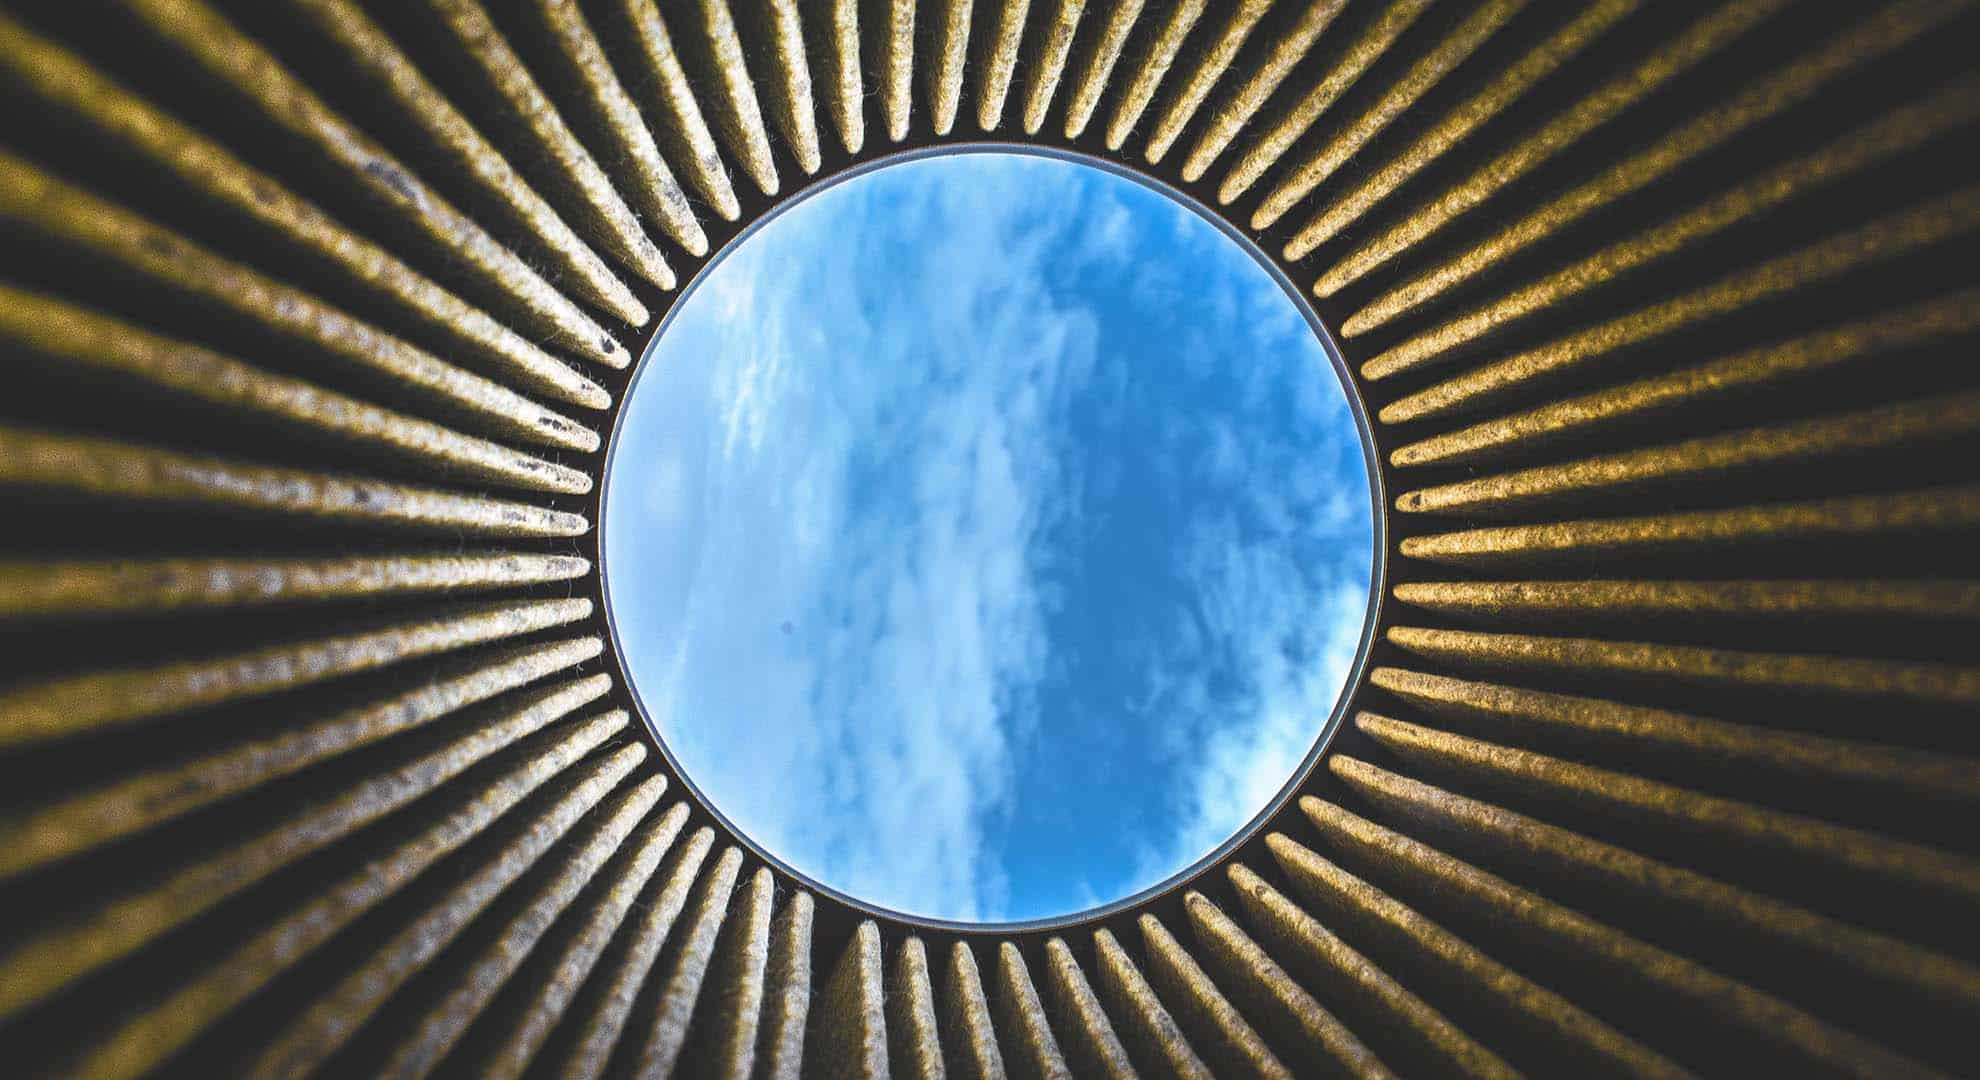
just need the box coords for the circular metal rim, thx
[598,141,1389,935]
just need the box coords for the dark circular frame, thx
[597,141,1389,934]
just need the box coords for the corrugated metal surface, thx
[0,1,1973,1074]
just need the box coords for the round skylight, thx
[603,149,1377,926]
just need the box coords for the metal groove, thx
[1,1,1973,1072]
[282,0,662,315]
[52,708,630,1080]
[114,0,627,365]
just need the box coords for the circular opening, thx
[603,147,1381,929]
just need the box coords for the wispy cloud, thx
[608,154,1370,922]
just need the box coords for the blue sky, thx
[605,153,1373,923]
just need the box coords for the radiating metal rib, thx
[756,0,824,175]
[677,0,781,196]
[1356,712,1980,912]
[1245,0,1528,223]
[1392,290,1980,467]
[0,152,600,451]
[976,0,1034,131]
[1304,784,1938,1076]
[376,773,670,1079]
[880,0,917,141]
[0,428,590,538]
[813,920,890,1078]
[2,288,591,494]
[613,0,743,221]
[551,825,716,1078]
[1345,0,1970,333]
[57,711,631,1080]
[526,0,712,256]
[0,639,601,878]
[887,937,944,1078]
[1021,1,1085,136]
[1061,0,1140,139]
[1217,0,1444,207]
[1142,0,1271,164]
[1363,78,1979,379]
[1367,666,1980,806]
[0,597,591,751]
[114,0,627,366]
[629,845,744,1077]
[1182,890,1394,1076]
[1401,486,1980,570]
[1103,0,1204,151]
[1311,0,1786,285]
[1397,391,1980,518]
[817,0,864,154]
[468,801,693,1080]
[694,865,778,1078]
[0,553,588,620]
[993,942,1073,1078]
[0,680,613,1024]
[1386,626,1980,706]
[1314,770,1980,1030]
[1138,914,1293,1079]
[1379,187,1980,423]
[930,0,975,137]
[1041,937,1135,1077]
[1228,861,1518,1078]
[1091,928,1213,1079]
[241,744,648,1078]
[281,0,664,311]
[943,941,1006,1078]
[1391,581,1980,624]
[0,11,622,400]
[1265,832,1686,1077]
[757,890,815,1080]
[1179,0,1349,183]
[1287,0,1641,255]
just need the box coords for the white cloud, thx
[609,154,1372,921]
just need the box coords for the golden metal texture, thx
[286,0,665,309]
[1021,0,1085,136]
[0,154,602,449]
[1061,0,1141,139]
[1092,927,1214,1079]
[1179,0,1348,183]
[944,940,1007,1077]
[612,0,744,222]
[813,920,889,1077]
[994,940,1074,1077]
[1218,0,1446,207]
[525,0,712,256]
[1246,0,1530,225]
[1041,936,1136,1077]
[976,0,1033,131]
[112,0,630,365]
[63,710,631,1079]
[2,0,1974,1074]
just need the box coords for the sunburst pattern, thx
[1,1,1974,1075]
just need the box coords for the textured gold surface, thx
[885,937,943,1078]
[1041,937,1134,1077]
[113,0,629,364]
[1,0,1973,1074]
[1019,0,1082,137]
[62,710,630,1079]
[814,920,888,1078]
[0,153,601,449]
[290,0,664,311]
[944,940,1006,1078]
[1092,927,1213,1079]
